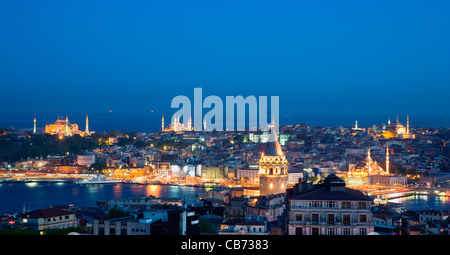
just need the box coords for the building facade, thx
[17,208,78,231]
[287,174,374,235]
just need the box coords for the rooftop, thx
[17,208,74,219]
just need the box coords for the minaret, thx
[367,147,372,173]
[388,118,391,126]
[406,114,410,134]
[162,114,164,132]
[386,142,390,175]
[33,114,36,134]
[85,114,90,135]
[65,114,69,137]
[187,116,192,131]
[355,121,358,129]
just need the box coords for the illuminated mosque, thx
[379,115,415,139]
[42,114,91,137]
[346,143,407,186]
[161,114,194,132]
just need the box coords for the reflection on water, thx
[0,182,205,214]
[390,195,450,211]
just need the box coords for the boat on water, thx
[74,175,122,185]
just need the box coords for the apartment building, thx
[286,174,374,235]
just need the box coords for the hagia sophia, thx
[33,114,91,137]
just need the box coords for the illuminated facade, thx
[367,143,407,186]
[259,124,288,196]
[161,113,193,132]
[347,143,407,186]
[347,147,385,185]
[44,115,90,137]
[380,115,415,139]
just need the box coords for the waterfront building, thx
[286,174,374,235]
[108,196,183,211]
[77,154,96,167]
[156,162,171,176]
[259,124,288,197]
[16,207,78,232]
[41,164,87,174]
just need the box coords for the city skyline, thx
[1,0,449,127]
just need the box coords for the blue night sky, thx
[1,0,450,130]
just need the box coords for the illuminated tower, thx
[385,143,390,175]
[65,114,69,137]
[187,116,192,131]
[406,114,410,134]
[259,122,288,196]
[85,114,90,135]
[162,114,164,132]
[33,114,36,134]
[367,147,372,173]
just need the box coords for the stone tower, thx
[259,123,288,196]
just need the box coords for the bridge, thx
[359,186,450,200]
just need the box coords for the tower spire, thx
[85,114,90,135]
[407,114,410,134]
[367,147,372,173]
[33,114,36,134]
[386,142,390,175]
[65,114,69,137]
[162,114,164,132]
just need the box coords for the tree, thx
[90,162,107,173]
[107,208,130,219]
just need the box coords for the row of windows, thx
[292,201,369,209]
[295,227,368,235]
[294,213,368,223]
[44,222,76,230]
[47,215,71,222]
[260,167,287,175]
